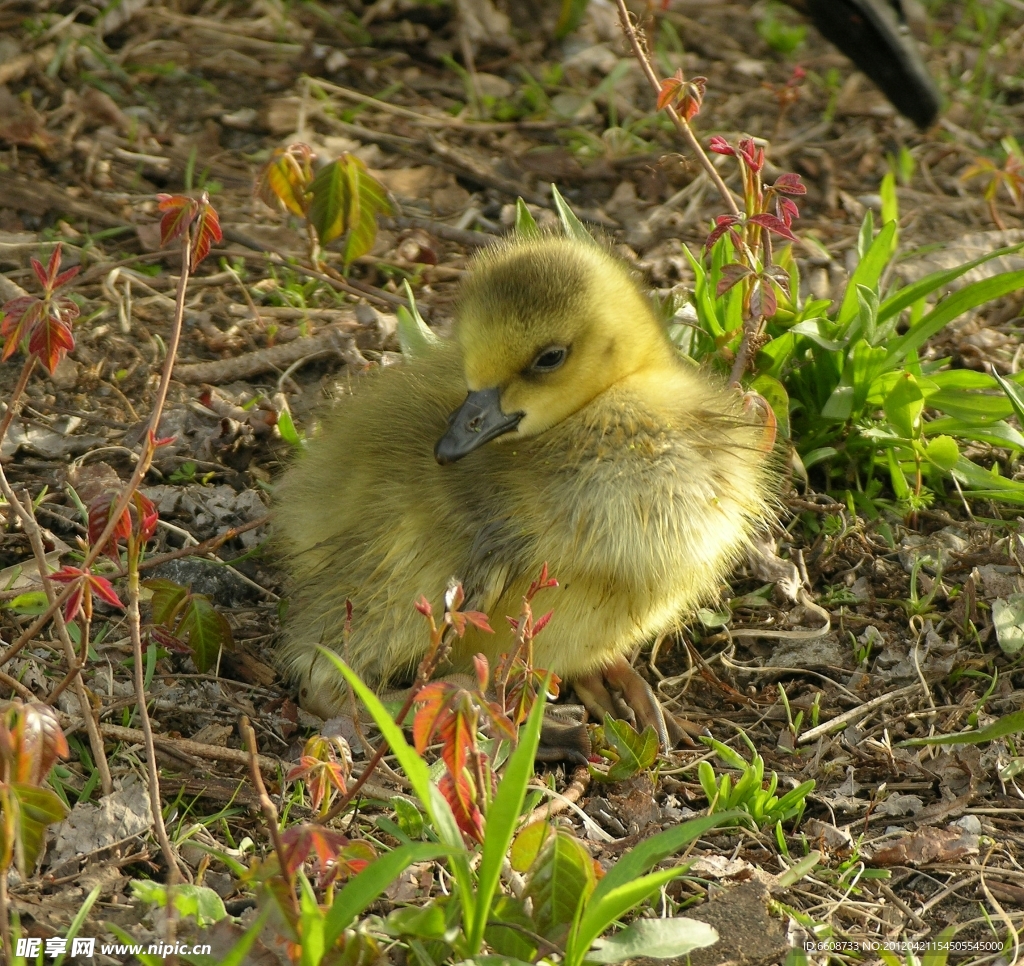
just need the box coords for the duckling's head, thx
[435,236,673,464]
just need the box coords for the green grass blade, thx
[320,651,478,933]
[836,221,897,328]
[515,197,540,237]
[551,183,598,245]
[886,270,1024,364]
[878,242,1024,323]
[568,866,684,966]
[467,675,550,953]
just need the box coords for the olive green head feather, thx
[436,237,675,463]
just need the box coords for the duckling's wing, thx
[462,518,531,615]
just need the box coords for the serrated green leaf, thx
[177,594,233,672]
[142,577,188,626]
[308,154,394,268]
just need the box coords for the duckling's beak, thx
[435,387,524,465]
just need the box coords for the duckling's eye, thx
[530,346,568,373]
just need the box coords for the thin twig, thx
[614,0,739,217]
[241,715,301,919]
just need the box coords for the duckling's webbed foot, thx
[574,656,684,750]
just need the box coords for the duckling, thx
[276,236,778,746]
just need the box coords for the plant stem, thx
[0,355,36,446]
[614,0,739,218]
[128,536,183,892]
[241,716,301,919]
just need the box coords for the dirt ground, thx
[2,0,1024,961]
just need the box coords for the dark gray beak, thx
[435,387,524,465]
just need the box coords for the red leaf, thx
[473,653,489,691]
[31,256,50,290]
[87,574,124,611]
[716,262,752,298]
[88,493,131,561]
[737,138,765,174]
[749,213,798,241]
[777,196,800,226]
[704,214,741,252]
[708,136,735,156]
[189,194,222,271]
[52,266,80,291]
[132,491,159,543]
[462,609,493,634]
[771,172,807,196]
[157,194,199,247]
[1,298,45,362]
[27,312,75,375]
[656,71,684,112]
[532,610,554,636]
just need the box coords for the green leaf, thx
[879,171,898,227]
[6,591,48,615]
[53,885,102,966]
[142,577,188,626]
[514,197,540,238]
[750,374,790,440]
[524,829,597,939]
[129,882,227,926]
[0,783,68,875]
[788,319,841,351]
[551,184,597,246]
[307,154,394,268]
[585,916,719,963]
[319,652,476,933]
[555,0,590,38]
[276,408,303,448]
[901,708,1024,746]
[991,369,1024,426]
[951,457,1024,503]
[993,595,1024,655]
[882,372,924,440]
[574,811,746,961]
[484,895,538,962]
[924,418,1024,451]
[922,435,959,472]
[397,279,440,358]
[383,901,449,939]
[800,447,838,469]
[177,594,233,672]
[591,715,658,782]
[324,842,451,948]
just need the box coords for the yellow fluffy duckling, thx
[276,236,778,745]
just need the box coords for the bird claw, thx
[573,656,679,750]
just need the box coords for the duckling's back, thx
[276,238,778,718]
